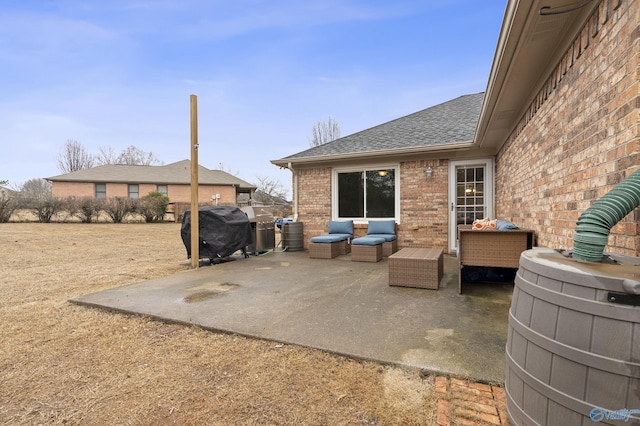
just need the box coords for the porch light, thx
[425,166,433,179]
[378,170,388,177]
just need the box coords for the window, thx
[157,185,168,196]
[128,184,139,199]
[455,166,485,225]
[95,183,106,199]
[448,158,494,252]
[334,167,397,220]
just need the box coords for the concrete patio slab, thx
[71,251,513,384]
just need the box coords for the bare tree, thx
[57,139,94,173]
[19,178,61,223]
[95,146,119,165]
[215,162,240,176]
[310,116,341,147]
[116,146,161,166]
[20,178,52,201]
[253,175,289,204]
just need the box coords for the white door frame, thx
[448,158,495,252]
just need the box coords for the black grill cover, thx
[181,206,253,259]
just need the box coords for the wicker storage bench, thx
[388,248,443,289]
[458,226,534,293]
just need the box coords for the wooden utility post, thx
[190,94,199,269]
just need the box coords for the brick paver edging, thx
[435,376,511,426]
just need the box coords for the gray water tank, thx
[506,247,640,425]
[282,221,303,251]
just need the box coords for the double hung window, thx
[95,183,106,199]
[157,185,168,196]
[128,184,139,199]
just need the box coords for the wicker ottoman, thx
[351,237,384,262]
[309,234,350,259]
[309,241,341,258]
[388,248,443,289]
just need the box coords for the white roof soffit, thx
[475,0,601,153]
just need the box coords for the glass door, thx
[448,159,494,252]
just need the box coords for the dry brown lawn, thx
[0,223,437,425]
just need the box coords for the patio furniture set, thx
[309,220,443,290]
[308,220,534,292]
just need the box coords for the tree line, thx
[1,116,342,216]
[57,140,162,174]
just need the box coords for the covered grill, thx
[181,206,252,263]
[240,206,276,254]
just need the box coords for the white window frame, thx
[331,164,400,224]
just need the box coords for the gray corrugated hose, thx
[573,168,640,262]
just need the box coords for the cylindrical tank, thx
[282,221,303,251]
[506,247,640,425]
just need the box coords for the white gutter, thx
[272,140,477,168]
[287,162,299,221]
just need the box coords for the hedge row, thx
[0,192,169,224]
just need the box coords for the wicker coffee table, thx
[388,248,443,289]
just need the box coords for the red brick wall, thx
[294,161,450,251]
[495,0,640,255]
[399,160,449,249]
[296,167,332,247]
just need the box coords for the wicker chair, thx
[364,220,398,257]
[309,220,353,258]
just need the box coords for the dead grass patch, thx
[0,223,437,425]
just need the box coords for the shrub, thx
[67,197,101,223]
[33,196,64,223]
[172,202,189,223]
[103,197,135,223]
[139,192,169,223]
[0,197,22,223]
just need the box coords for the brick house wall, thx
[296,167,332,247]
[495,0,639,255]
[52,181,239,205]
[167,184,237,204]
[294,160,450,251]
[399,160,449,249]
[52,182,95,198]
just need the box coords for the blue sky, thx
[1,0,506,196]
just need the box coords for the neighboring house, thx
[273,0,639,257]
[47,159,256,206]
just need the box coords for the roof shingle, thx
[275,93,484,163]
[47,160,256,189]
